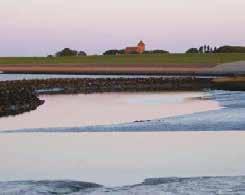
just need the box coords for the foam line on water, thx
[1,176,245,194]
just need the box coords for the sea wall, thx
[0,77,213,95]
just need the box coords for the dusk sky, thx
[0,0,245,56]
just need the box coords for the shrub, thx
[103,50,120,55]
[143,50,169,54]
[78,51,87,56]
[56,48,78,57]
[215,46,245,53]
[186,48,199,53]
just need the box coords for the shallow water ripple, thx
[1,176,245,195]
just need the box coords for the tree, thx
[213,47,218,53]
[206,45,210,53]
[103,50,120,55]
[215,46,245,53]
[204,45,207,53]
[56,48,78,57]
[117,49,125,55]
[199,46,204,53]
[143,50,169,54]
[143,51,151,54]
[186,48,199,53]
[152,50,169,54]
[78,51,87,56]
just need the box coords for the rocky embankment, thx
[0,77,213,95]
[0,85,44,117]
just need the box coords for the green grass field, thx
[1,53,245,65]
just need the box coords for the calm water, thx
[1,90,244,191]
[1,132,245,186]
[0,73,217,81]
[0,73,164,81]
[0,92,221,131]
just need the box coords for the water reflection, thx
[0,92,221,131]
[0,132,245,186]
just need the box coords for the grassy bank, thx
[1,53,245,65]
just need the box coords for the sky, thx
[0,0,245,56]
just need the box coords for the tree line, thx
[186,45,245,53]
[103,49,169,55]
[47,48,87,57]
[49,45,245,57]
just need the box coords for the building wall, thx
[136,44,145,54]
[125,41,145,54]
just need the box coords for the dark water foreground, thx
[1,131,245,191]
[1,176,245,194]
[1,90,245,194]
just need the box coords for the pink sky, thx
[0,0,245,56]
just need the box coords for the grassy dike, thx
[1,53,245,65]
